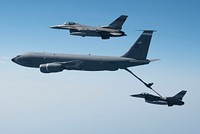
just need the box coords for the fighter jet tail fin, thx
[108,15,128,30]
[122,30,155,60]
[173,90,187,100]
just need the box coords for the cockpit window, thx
[64,22,75,25]
[16,55,21,58]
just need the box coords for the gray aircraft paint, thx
[12,31,155,73]
[131,90,187,106]
[50,15,128,39]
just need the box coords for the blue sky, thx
[0,0,200,134]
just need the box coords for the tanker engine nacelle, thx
[39,63,64,73]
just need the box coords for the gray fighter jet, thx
[12,30,157,73]
[131,90,187,106]
[50,15,128,39]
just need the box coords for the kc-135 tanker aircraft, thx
[50,15,128,39]
[12,28,187,106]
[12,30,157,73]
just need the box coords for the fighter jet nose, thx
[130,94,139,97]
[49,26,55,29]
[50,25,59,29]
[130,93,145,98]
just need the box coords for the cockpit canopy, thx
[16,55,21,58]
[64,22,76,25]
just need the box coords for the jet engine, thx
[39,63,64,73]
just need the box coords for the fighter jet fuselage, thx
[131,90,187,106]
[70,26,126,38]
[50,15,128,39]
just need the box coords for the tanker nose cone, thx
[11,55,21,64]
[11,57,16,63]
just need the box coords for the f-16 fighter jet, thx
[131,90,187,107]
[50,15,128,39]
